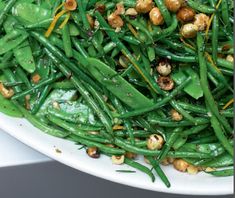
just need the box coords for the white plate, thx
[0,112,233,195]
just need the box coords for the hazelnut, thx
[136,0,153,13]
[193,13,209,31]
[147,134,164,150]
[149,7,164,26]
[111,155,125,165]
[187,165,199,174]
[156,59,172,76]
[226,55,234,63]
[86,147,100,158]
[180,23,198,38]
[170,109,183,121]
[108,13,124,29]
[177,7,195,23]
[165,0,182,12]
[0,83,14,99]
[114,3,125,15]
[173,159,189,172]
[95,3,106,14]
[157,76,174,91]
[161,158,170,166]
[125,8,138,16]
[64,0,77,11]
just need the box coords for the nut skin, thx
[111,155,125,165]
[149,7,164,26]
[171,109,183,121]
[164,0,182,12]
[156,59,172,76]
[173,159,189,172]
[87,14,94,28]
[136,0,153,13]
[157,76,174,91]
[177,7,195,23]
[193,13,209,31]
[86,147,100,159]
[180,23,198,38]
[147,134,164,150]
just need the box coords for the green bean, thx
[187,0,215,14]
[124,158,155,182]
[154,0,172,26]
[197,33,232,134]
[221,1,232,34]
[44,49,114,136]
[62,24,73,58]
[77,0,90,31]
[210,115,233,156]
[200,153,233,168]
[52,80,75,89]
[217,58,234,70]
[147,157,171,188]
[15,67,32,89]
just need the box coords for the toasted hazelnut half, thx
[86,147,100,158]
[156,59,172,76]
[147,134,164,150]
[177,7,195,23]
[180,23,198,38]
[171,109,183,121]
[112,155,125,165]
[157,76,174,91]
[173,159,189,172]
[149,7,164,26]
[108,13,124,28]
[165,0,182,12]
[193,13,209,31]
[0,83,14,99]
[136,0,153,13]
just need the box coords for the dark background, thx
[0,162,233,198]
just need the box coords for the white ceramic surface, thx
[0,112,233,195]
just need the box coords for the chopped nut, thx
[95,3,106,14]
[187,165,199,174]
[125,8,138,16]
[177,7,195,23]
[32,74,41,84]
[0,83,14,98]
[205,167,216,172]
[88,131,100,135]
[173,159,189,172]
[52,101,60,109]
[108,13,124,28]
[149,7,164,26]
[180,23,198,38]
[136,0,153,13]
[86,147,100,158]
[165,0,182,12]
[226,54,234,63]
[161,158,170,166]
[157,76,174,91]
[114,3,125,15]
[112,155,125,165]
[147,134,164,150]
[25,95,31,110]
[171,109,183,121]
[193,13,209,31]
[87,14,94,28]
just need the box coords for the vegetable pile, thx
[0,0,234,187]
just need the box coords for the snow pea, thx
[85,58,154,109]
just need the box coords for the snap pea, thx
[0,0,17,27]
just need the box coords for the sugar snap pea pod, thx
[197,33,232,134]
[187,0,215,14]
[0,30,28,55]
[199,153,234,168]
[12,2,52,25]
[119,77,191,118]
[217,58,234,70]
[15,67,32,88]
[147,157,171,188]
[154,0,172,26]
[4,17,36,73]
[3,69,22,93]
[44,49,113,136]
[94,11,163,95]
[0,0,17,27]
[85,57,154,109]
[206,168,234,177]
[70,135,125,155]
[14,102,69,138]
